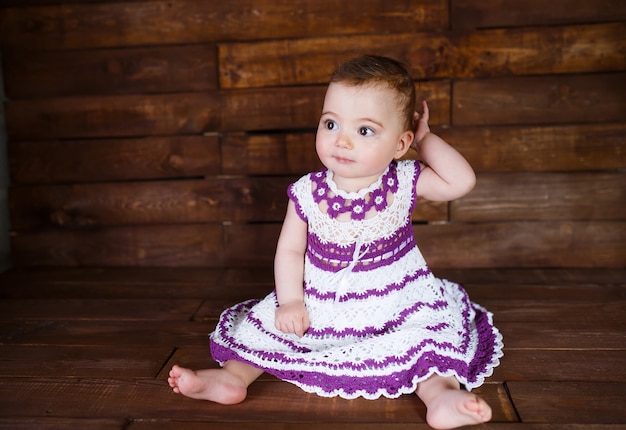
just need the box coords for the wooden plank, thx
[492,350,626,382]
[439,22,625,77]
[0,299,201,321]
[0,268,267,304]
[219,23,625,88]
[464,283,626,302]
[452,172,626,222]
[0,1,448,51]
[0,320,214,347]
[483,300,625,325]
[224,223,281,267]
[5,92,222,139]
[0,345,172,378]
[8,136,220,185]
[452,0,626,29]
[453,73,626,126]
[8,177,295,228]
[415,221,626,269]
[223,221,626,268]
[0,377,511,423]
[4,82,449,140]
[501,322,626,350]
[10,224,225,267]
[222,132,320,175]
[219,33,424,89]
[127,423,626,430]
[435,268,626,285]
[3,45,217,98]
[0,418,124,430]
[440,123,626,173]
[0,276,231,300]
[0,267,224,288]
[507,382,626,423]
[129,423,435,430]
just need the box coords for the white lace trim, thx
[325,164,390,199]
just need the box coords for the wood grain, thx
[452,0,626,28]
[3,45,218,98]
[0,0,448,50]
[219,23,625,88]
[9,136,220,184]
[452,172,626,221]
[10,224,225,267]
[453,73,626,126]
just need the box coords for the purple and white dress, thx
[210,159,503,399]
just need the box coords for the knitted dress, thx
[210,159,503,400]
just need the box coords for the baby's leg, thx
[416,375,492,429]
[168,360,264,405]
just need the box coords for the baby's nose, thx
[335,133,353,149]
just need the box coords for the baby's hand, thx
[411,100,431,152]
[275,301,310,338]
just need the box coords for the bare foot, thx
[426,389,492,429]
[168,364,247,405]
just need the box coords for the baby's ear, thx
[395,130,414,159]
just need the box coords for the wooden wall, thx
[0,68,7,272]
[0,0,624,269]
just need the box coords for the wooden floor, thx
[0,266,624,430]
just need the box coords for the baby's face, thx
[315,82,412,192]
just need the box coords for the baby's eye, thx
[324,120,338,131]
[358,127,374,137]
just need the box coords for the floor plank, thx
[507,382,626,423]
[0,418,125,430]
[0,377,513,423]
[0,267,225,286]
[0,345,172,378]
[0,320,214,347]
[0,299,202,320]
[126,424,626,430]
[492,350,626,382]
[500,322,625,350]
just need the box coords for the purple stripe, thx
[305,299,448,338]
[211,337,498,398]
[305,267,431,302]
[212,303,470,374]
[467,306,503,377]
[306,224,415,273]
[246,311,311,353]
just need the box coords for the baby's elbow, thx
[452,171,476,200]
[465,171,477,194]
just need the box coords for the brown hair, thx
[330,55,416,130]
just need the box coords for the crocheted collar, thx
[311,161,398,220]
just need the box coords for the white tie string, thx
[333,238,369,302]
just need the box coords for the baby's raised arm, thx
[273,200,310,337]
[412,101,476,202]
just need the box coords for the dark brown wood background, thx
[1,0,624,269]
